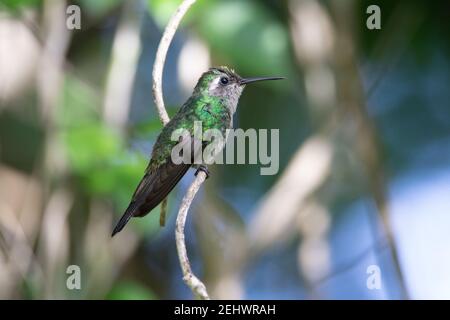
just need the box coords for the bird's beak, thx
[239,76,285,85]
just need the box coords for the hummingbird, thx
[112,66,284,236]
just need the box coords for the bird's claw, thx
[195,165,210,179]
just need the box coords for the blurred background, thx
[0,0,449,299]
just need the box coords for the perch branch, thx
[151,0,210,300]
[152,0,197,126]
[175,172,209,299]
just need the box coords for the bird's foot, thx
[195,165,210,179]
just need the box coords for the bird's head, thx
[194,66,284,113]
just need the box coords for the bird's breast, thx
[198,103,232,132]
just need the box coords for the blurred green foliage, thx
[107,281,156,300]
[0,0,41,11]
[77,0,121,17]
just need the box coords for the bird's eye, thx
[220,77,229,85]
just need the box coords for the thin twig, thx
[330,0,410,299]
[175,172,209,299]
[159,198,168,227]
[152,0,197,126]
[159,196,167,227]
[151,0,210,300]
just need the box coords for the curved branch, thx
[152,0,197,126]
[175,172,209,299]
[151,0,210,300]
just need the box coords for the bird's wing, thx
[137,126,209,211]
[135,159,192,217]
[112,125,204,236]
[111,160,190,236]
[132,131,202,214]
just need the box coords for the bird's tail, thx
[111,202,138,237]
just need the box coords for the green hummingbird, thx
[112,66,283,236]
